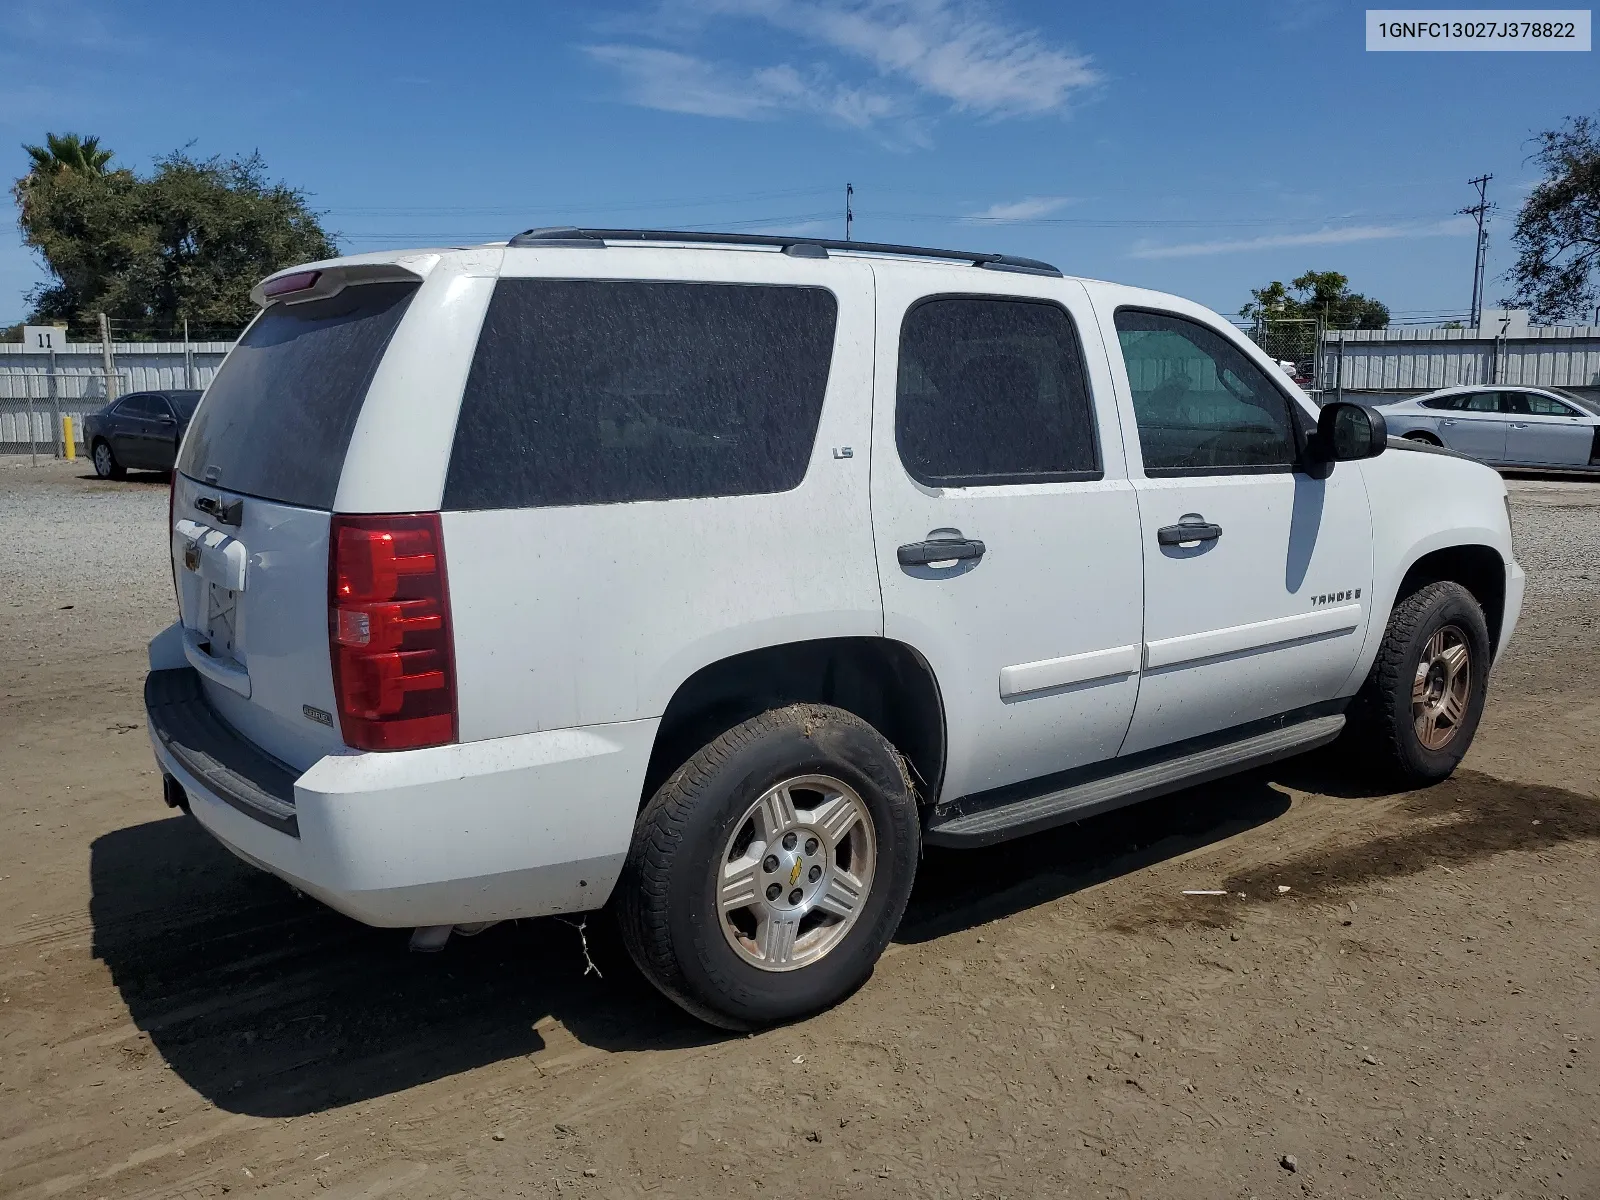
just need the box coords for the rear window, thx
[443,280,838,511]
[178,282,418,508]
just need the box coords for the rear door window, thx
[444,280,838,510]
[178,281,419,508]
[894,296,1100,487]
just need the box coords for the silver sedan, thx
[1379,385,1600,470]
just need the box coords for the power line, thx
[332,207,1465,244]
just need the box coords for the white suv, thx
[146,228,1525,1028]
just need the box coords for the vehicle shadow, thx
[89,772,1293,1118]
[1500,468,1600,483]
[898,771,1290,943]
[75,469,170,486]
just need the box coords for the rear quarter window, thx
[443,280,838,511]
[178,281,418,508]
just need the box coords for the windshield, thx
[167,390,202,418]
[1550,388,1600,415]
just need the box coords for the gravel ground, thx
[0,459,170,673]
[1,457,1596,1200]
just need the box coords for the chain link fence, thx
[0,368,132,457]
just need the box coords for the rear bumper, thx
[145,667,657,927]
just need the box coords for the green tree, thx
[1508,113,1600,323]
[1239,270,1390,329]
[13,136,337,336]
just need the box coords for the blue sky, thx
[3,0,1596,326]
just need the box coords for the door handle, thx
[897,537,986,566]
[1157,518,1223,546]
[1440,419,1456,426]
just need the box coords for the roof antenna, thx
[845,182,854,242]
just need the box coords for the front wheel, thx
[617,704,920,1029]
[1346,581,1491,783]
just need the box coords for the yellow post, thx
[62,415,75,461]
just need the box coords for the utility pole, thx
[844,182,854,242]
[1458,175,1493,327]
[98,312,119,404]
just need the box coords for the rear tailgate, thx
[171,278,420,769]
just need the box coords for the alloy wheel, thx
[1412,624,1472,751]
[717,774,876,972]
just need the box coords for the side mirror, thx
[1312,402,1386,464]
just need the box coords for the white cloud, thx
[965,194,1073,221]
[1129,218,1474,260]
[585,1,1098,140]
[583,44,908,133]
[747,217,837,235]
[739,0,1101,116]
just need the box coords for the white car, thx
[1380,384,1600,470]
[145,229,1524,1028]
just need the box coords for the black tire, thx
[617,704,920,1030]
[1346,581,1491,783]
[91,439,125,480]
[1403,432,1442,446]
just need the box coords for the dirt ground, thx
[1,459,1596,1200]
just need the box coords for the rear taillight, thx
[328,513,457,751]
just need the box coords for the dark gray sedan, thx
[1380,385,1600,470]
[81,389,202,478]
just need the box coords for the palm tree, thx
[23,132,113,176]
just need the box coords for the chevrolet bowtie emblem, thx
[788,859,803,887]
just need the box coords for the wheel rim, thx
[94,444,112,475]
[717,774,876,973]
[1412,624,1472,751]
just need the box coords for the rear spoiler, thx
[250,260,431,308]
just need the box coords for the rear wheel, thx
[1403,432,1442,446]
[91,439,125,479]
[1346,581,1491,783]
[617,704,920,1029]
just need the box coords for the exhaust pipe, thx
[408,921,501,953]
[162,774,190,813]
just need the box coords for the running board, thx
[924,714,1345,849]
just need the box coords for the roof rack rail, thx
[505,226,1062,277]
